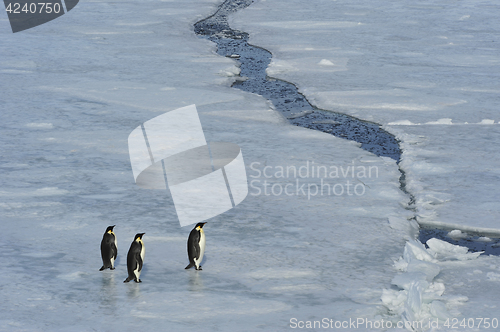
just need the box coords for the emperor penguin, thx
[124,233,145,283]
[99,225,117,271]
[185,223,206,270]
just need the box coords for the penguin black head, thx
[105,225,115,233]
[195,223,207,229]
[134,233,145,241]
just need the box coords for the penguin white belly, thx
[194,230,205,268]
[134,244,145,279]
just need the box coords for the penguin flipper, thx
[136,252,143,272]
[194,234,201,260]
[111,242,118,260]
[188,231,201,260]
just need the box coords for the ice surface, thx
[230,0,500,231]
[0,0,414,330]
[426,238,483,261]
[230,0,500,328]
[231,0,500,122]
[395,125,500,233]
[2,0,500,330]
[447,230,468,240]
[384,237,491,328]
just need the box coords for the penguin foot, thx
[110,267,115,270]
[196,266,203,271]
[135,279,142,283]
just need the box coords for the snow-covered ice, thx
[230,0,500,329]
[1,0,500,330]
[231,0,500,230]
[0,0,407,330]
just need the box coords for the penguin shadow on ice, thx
[126,281,142,299]
[100,268,116,288]
[99,272,118,310]
[188,269,205,291]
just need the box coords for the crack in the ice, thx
[194,0,499,256]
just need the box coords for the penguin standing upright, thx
[185,223,206,271]
[124,233,145,283]
[99,225,117,271]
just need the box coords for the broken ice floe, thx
[382,238,481,328]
